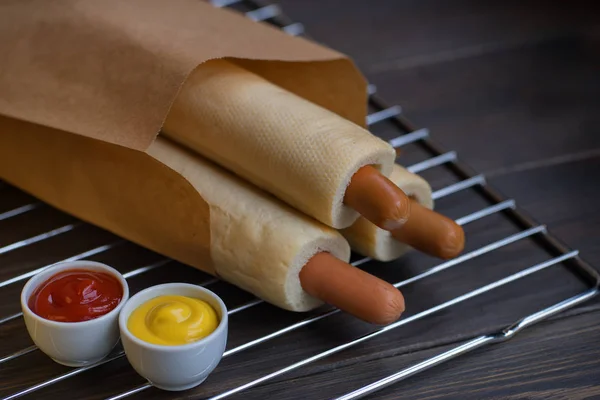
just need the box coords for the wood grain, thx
[277,0,599,74]
[368,34,600,173]
[230,307,600,400]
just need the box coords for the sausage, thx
[392,199,465,260]
[299,252,405,325]
[344,165,412,231]
[345,165,464,260]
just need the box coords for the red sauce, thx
[28,269,123,322]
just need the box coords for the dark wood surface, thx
[1,1,599,399]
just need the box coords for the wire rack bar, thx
[431,175,485,200]
[0,313,22,325]
[388,128,429,148]
[0,223,82,255]
[367,84,377,96]
[394,225,544,289]
[245,4,280,21]
[454,199,515,226]
[121,259,173,279]
[0,203,41,221]
[210,0,242,8]
[407,151,458,174]
[334,286,599,400]
[228,299,264,315]
[0,204,45,223]
[0,346,37,365]
[366,106,402,126]
[107,387,149,400]
[282,22,305,36]
[0,241,125,289]
[1,350,130,400]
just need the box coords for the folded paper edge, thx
[0,0,369,155]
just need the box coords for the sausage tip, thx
[300,252,406,325]
[437,221,466,260]
[371,283,405,325]
[392,201,465,260]
[344,165,411,229]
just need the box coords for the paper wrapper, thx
[0,1,367,281]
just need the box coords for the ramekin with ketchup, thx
[20,260,129,367]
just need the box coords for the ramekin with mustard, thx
[128,294,219,346]
[118,283,228,391]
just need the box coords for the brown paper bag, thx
[0,0,366,296]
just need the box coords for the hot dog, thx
[147,137,403,324]
[162,59,421,240]
[343,164,464,261]
[300,252,405,325]
[162,59,397,231]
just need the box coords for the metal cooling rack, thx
[0,1,598,399]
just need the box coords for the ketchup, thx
[28,269,124,322]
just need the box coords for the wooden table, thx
[0,1,598,399]
[273,0,600,398]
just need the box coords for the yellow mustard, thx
[127,295,219,346]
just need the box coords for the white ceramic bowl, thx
[119,283,228,391]
[21,260,129,367]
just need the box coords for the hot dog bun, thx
[162,59,396,230]
[340,164,433,262]
[149,137,351,312]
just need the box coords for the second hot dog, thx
[343,164,464,261]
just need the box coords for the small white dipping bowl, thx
[20,260,129,367]
[119,283,228,391]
